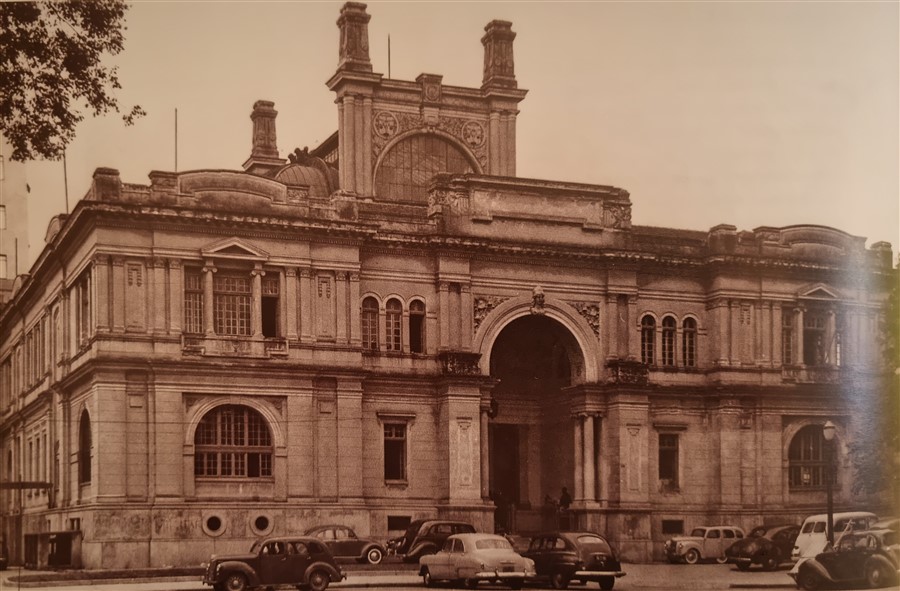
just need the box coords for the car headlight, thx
[677,542,683,550]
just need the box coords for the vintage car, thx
[790,511,878,563]
[202,536,345,591]
[664,525,746,564]
[725,524,800,571]
[790,529,900,590]
[419,533,535,589]
[393,519,476,563]
[522,531,626,590]
[305,524,385,564]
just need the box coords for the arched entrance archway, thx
[488,314,584,533]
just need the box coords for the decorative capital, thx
[167,259,183,270]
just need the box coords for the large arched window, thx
[682,317,697,367]
[78,410,91,484]
[362,297,380,351]
[194,405,273,478]
[661,316,676,366]
[641,315,656,365]
[385,299,402,352]
[375,134,474,202]
[409,300,426,354]
[788,425,835,489]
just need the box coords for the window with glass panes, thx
[789,425,834,489]
[214,274,251,336]
[803,311,827,365]
[384,423,407,480]
[782,310,794,365]
[409,300,425,353]
[194,405,273,478]
[658,433,679,486]
[641,316,656,365]
[261,275,280,338]
[374,134,474,202]
[362,297,379,350]
[385,299,402,352]
[661,316,676,366]
[682,318,696,367]
[184,270,204,334]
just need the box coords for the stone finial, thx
[90,167,122,201]
[337,2,372,73]
[250,100,279,159]
[481,20,517,89]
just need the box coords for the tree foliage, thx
[0,0,145,161]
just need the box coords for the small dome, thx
[273,148,339,199]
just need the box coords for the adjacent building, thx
[0,2,895,570]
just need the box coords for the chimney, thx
[337,2,373,73]
[243,100,285,175]
[481,20,517,89]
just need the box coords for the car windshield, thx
[749,526,768,537]
[575,535,612,554]
[690,529,706,537]
[476,538,512,550]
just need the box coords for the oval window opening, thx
[255,516,269,531]
[206,516,222,532]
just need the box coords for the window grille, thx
[184,270,204,334]
[375,134,473,202]
[641,316,656,365]
[214,274,251,336]
[782,311,794,365]
[385,299,402,352]
[362,297,379,351]
[682,318,697,367]
[194,405,273,478]
[661,317,676,366]
[788,425,835,489]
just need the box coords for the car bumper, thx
[573,570,626,579]
[474,570,534,580]
[727,557,753,566]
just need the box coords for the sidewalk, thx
[2,563,796,590]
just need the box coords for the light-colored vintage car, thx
[664,526,746,564]
[419,533,536,589]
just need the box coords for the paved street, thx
[0,563,799,591]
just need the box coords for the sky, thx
[18,1,900,268]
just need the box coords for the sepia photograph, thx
[0,2,897,591]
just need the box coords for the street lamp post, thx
[822,420,836,547]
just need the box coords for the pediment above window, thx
[798,283,841,301]
[200,238,269,262]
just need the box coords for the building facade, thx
[0,2,895,569]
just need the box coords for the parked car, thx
[790,528,900,590]
[522,531,626,590]
[305,524,385,564]
[790,511,878,563]
[419,533,535,589]
[725,524,800,571]
[393,519,476,563]
[664,526,746,564]
[202,536,344,591]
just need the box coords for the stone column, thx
[111,257,125,332]
[582,414,595,502]
[251,266,264,338]
[729,300,739,365]
[772,304,783,366]
[794,307,804,365]
[438,281,450,350]
[573,416,584,502]
[93,255,110,332]
[401,308,410,354]
[761,302,772,366]
[488,111,501,175]
[826,308,836,365]
[349,273,361,346]
[168,260,183,334]
[152,258,168,334]
[480,407,491,500]
[202,264,216,335]
[626,295,639,360]
[299,269,312,343]
[505,111,517,176]
[285,268,298,340]
[716,301,729,365]
[336,272,348,344]
[343,96,357,193]
[460,283,473,350]
[362,98,373,195]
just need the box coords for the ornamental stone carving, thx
[439,351,482,376]
[606,359,649,386]
[604,203,632,229]
[473,295,509,332]
[530,286,545,315]
[462,121,485,148]
[571,302,600,337]
[372,111,487,170]
[373,111,398,139]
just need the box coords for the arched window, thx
[375,134,474,202]
[385,299,402,352]
[641,315,656,365]
[788,425,835,489]
[194,405,273,478]
[361,297,379,351]
[409,300,426,354]
[78,410,91,484]
[661,316,676,366]
[682,318,697,367]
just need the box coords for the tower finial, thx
[481,20,517,89]
[337,2,373,73]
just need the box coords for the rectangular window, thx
[661,520,684,535]
[387,515,411,531]
[214,274,251,336]
[261,275,280,338]
[782,311,793,365]
[658,433,679,488]
[76,271,91,346]
[803,312,827,365]
[183,270,204,334]
[384,423,407,481]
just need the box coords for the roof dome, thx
[273,148,339,199]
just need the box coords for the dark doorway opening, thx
[490,424,520,532]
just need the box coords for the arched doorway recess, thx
[486,313,586,534]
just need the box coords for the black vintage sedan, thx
[522,531,625,590]
[305,524,386,564]
[725,523,800,571]
[791,529,900,590]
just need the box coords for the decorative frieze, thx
[371,111,488,170]
[570,302,600,337]
[473,295,508,332]
[605,359,649,386]
[439,351,482,376]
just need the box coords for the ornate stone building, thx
[0,2,895,569]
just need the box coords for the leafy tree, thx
[0,0,144,161]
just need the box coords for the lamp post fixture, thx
[822,420,837,547]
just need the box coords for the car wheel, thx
[307,569,330,591]
[715,556,728,564]
[762,551,780,572]
[550,571,570,590]
[598,576,615,590]
[736,562,751,572]
[865,561,892,588]
[366,547,384,565]
[798,570,821,591]
[224,573,248,591]
[684,549,700,565]
[422,568,435,588]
